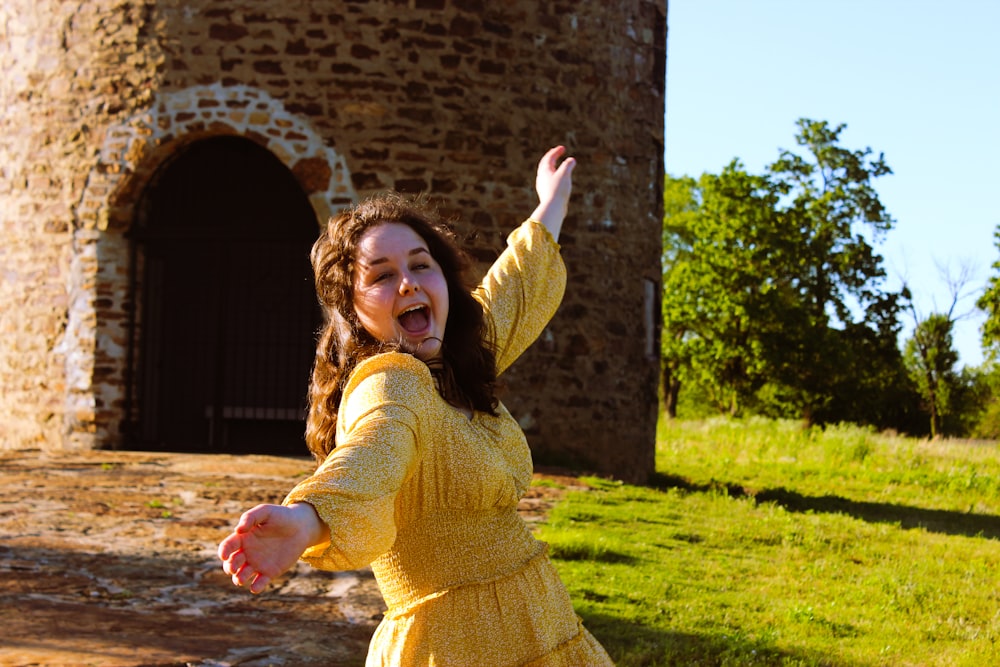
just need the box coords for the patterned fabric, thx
[284,221,614,666]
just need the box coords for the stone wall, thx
[0,0,665,483]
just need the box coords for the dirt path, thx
[0,448,574,667]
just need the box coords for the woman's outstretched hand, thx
[218,502,329,594]
[531,145,576,241]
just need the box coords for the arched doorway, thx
[127,136,321,455]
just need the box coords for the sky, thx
[664,0,1000,367]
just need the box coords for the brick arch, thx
[64,83,357,448]
[77,82,357,232]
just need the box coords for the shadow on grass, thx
[579,609,856,667]
[650,472,1000,540]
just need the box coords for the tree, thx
[661,164,785,416]
[951,363,997,439]
[901,259,982,437]
[661,119,906,426]
[978,229,1000,359]
[903,313,959,438]
[764,119,900,423]
[660,174,697,418]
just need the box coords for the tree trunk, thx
[661,363,680,419]
[801,405,814,429]
[928,387,940,439]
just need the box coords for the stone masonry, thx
[0,0,666,483]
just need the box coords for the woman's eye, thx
[373,271,393,283]
[413,263,430,271]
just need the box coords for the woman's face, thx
[352,222,450,361]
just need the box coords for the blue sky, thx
[664,0,1000,367]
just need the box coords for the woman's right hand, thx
[218,502,329,594]
[530,145,576,241]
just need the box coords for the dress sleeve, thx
[282,352,431,571]
[474,219,567,375]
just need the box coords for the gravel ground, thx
[0,448,570,667]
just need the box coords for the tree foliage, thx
[662,119,909,428]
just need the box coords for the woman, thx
[218,146,614,665]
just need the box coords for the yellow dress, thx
[284,220,615,666]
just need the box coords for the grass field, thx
[536,417,1000,666]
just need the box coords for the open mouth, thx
[397,305,430,333]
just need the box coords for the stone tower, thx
[0,0,665,483]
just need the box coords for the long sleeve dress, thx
[283,220,615,666]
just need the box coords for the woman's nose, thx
[399,272,420,294]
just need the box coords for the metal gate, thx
[128,136,321,455]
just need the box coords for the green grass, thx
[536,417,1000,666]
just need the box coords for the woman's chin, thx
[411,337,443,362]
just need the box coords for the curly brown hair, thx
[305,193,499,461]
